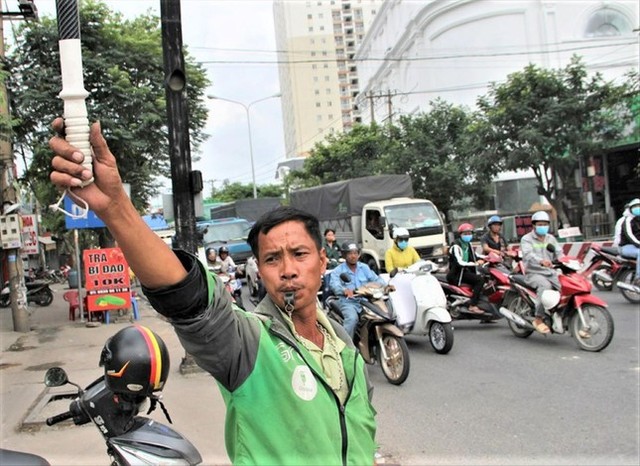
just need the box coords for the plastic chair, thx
[63,290,80,321]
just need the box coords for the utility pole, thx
[367,91,376,123]
[0,6,36,332]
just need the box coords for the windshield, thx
[204,222,252,242]
[384,203,442,229]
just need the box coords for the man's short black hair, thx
[324,228,335,236]
[247,206,322,258]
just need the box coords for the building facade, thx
[273,0,384,159]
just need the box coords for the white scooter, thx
[388,260,454,354]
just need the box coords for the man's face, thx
[490,223,502,232]
[325,231,335,242]
[345,249,360,266]
[256,220,326,312]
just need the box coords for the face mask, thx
[632,207,640,217]
[397,240,408,250]
[535,225,549,236]
[460,234,473,243]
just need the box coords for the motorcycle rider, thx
[49,121,378,465]
[613,200,633,250]
[206,247,220,269]
[217,246,236,274]
[330,242,390,339]
[520,210,563,334]
[618,198,640,285]
[322,228,341,269]
[481,216,510,257]
[446,223,485,314]
[384,227,420,272]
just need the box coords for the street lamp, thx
[207,92,281,199]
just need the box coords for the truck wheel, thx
[363,256,378,274]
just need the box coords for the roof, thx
[142,214,170,231]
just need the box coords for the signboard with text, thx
[64,197,106,229]
[83,247,131,312]
[21,214,39,255]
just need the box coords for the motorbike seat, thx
[509,274,536,290]
[599,246,619,256]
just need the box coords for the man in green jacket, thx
[49,120,377,466]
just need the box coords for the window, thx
[316,102,321,107]
[325,76,330,81]
[320,26,325,31]
[313,76,319,82]
[312,64,317,69]
[327,101,333,106]
[326,88,332,94]
[316,115,323,121]
[328,114,334,120]
[585,8,632,37]
[314,89,320,95]
[308,26,314,32]
[307,14,312,19]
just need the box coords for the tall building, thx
[273,0,383,159]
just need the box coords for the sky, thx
[31,0,286,202]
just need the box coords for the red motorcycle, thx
[500,247,614,352]
[437,253,509,323]
[581,244,639,304]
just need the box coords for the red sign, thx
[83,248,131,312]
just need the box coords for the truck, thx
[198,217,253,265]
[289,174,447,272]
[209,197,283,222]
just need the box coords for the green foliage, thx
[6,0,210,236]
[207,181,284,202]
[472,55,634,225]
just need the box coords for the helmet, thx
[457,223,474,234]
[206,247,216,257]
[218,246,229,255]
[531,211,550,223]
[393,227,410,239]
[99,325,170,397]
[341,241,360,253]
[487,215,502,226]
[628,198,640,209]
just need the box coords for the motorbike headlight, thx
[432,246,444,256]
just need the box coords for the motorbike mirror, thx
[546,243,556,253]
[389,268,399,278]
[339,273,351,283]
[44,367,68,387]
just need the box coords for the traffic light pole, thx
[159,0,200,373]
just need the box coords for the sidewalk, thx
[0,283,230,465]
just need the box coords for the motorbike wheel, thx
[37,289,54,307]
[376,334,410,385]
[570,305,614,352]
[617,269,640,304]
[0,295,9,308]
[507,296,534,338]
[591,265,613,291]
[429,321,454,354]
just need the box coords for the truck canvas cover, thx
[290,175,414,220]
[210,197,283,222]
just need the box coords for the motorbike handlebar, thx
[46,411,75,426]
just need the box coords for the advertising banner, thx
[21,214,39,255]
[83,247,131,312]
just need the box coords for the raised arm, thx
[49,119,187,288]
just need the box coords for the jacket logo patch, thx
[292,365,317,401]
[276,342,295,363]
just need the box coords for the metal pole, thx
[74,229,84,323]
[244,105,257,199]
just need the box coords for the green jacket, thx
[144,251,377,466]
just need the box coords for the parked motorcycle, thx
[579,244,639,303]
[0,279,54,307]
[325,275,410,385]
[45,325,201,465]
[500,246,614,352]
[388,260,454,354]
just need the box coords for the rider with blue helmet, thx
[480,215,511,258]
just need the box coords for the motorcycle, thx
[210,265,245,310]
[325,275,410,385]
[0,279,54,308]
[436,257,504,323]
[499,245,614,352]
[579,244,639,303]
[0,326,202,466]
[387,260,454,354]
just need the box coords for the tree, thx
[6,0,210,236]
[384,99,491,217]
[473,56,634,226]
[207,181,284,203]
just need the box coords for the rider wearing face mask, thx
[520,210,563,334]
[618,198,640,286]
[384,227,420,272]
[446,224,485,314]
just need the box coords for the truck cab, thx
[361,198,446,272]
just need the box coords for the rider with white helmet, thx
[384,226,420,272]
[618,198,640,285]
[519,210,563,334]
